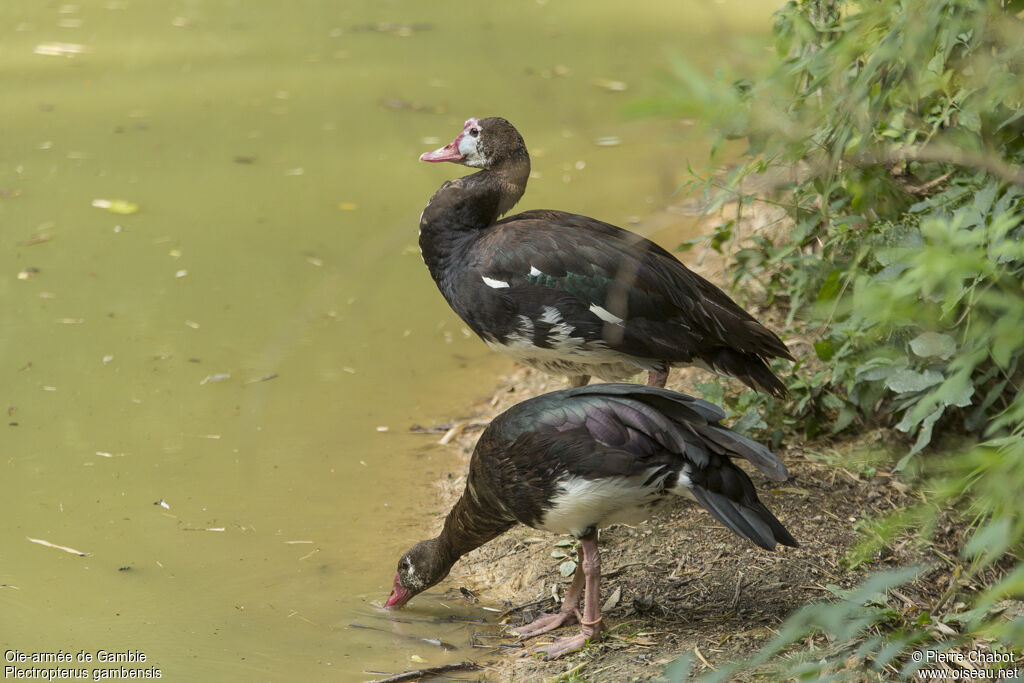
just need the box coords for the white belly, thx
[538,469,687,537]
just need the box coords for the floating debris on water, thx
[34,42,88,57]
[200,373,231,385]
[595,136,621,147]
[245,373,278,384]
[378,98,446,114]
[26,536,90,556]
[350,22,433,36]
[91,198,139,214]
[17,267,40,280]
[337,201,358,211]
[536,64,571,79]
[590,77,628,92]
[349,622,457,650]
[154,499,171,510]
[439,421,466,446]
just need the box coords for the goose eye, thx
[469,127,479,137]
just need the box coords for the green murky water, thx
[1,1,777,680]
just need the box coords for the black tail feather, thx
[708,350,789,399]
[688,459,799,550]
[692,487,799,550]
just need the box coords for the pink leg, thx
[646,369,669,387]
[511,546,584,638]
[530,532,605,660]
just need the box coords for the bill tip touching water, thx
[384,384,797,659]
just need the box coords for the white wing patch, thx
[540,306,584,351]
[482,276,510,289]
[540,306,563,325]
[589,304,624,325]
[529,265,543,277]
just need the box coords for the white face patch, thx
[401,557,423,589]
[589,304,624,325]
[458,127,486,168]
[482,275,510,289]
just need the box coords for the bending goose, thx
[385,383,798,659]
[418,117,793,395]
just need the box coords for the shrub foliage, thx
[665,0,1024,677]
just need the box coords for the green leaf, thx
[958,109,982,133]
[832,404,858,434]
[816,269,842,303]
[907,406,944,456]
[663,654,695,683]
[964,517,1012,564]
[732,409,766,434]
[909,332,956,360]
[696,381,724,407]
[814,340,836,361]
[885,369,943,394]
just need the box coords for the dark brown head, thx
[420,117,528,170]
[384,537,457,609]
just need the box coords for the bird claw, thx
[508,611,577,639]
[527,633,592,660]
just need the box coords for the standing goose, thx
[385,383,798,659]
[418,117,794,396]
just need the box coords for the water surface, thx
[1,1,777,679]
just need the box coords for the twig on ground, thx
[367,660,481,683]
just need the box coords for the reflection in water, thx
[0,0,777,679]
